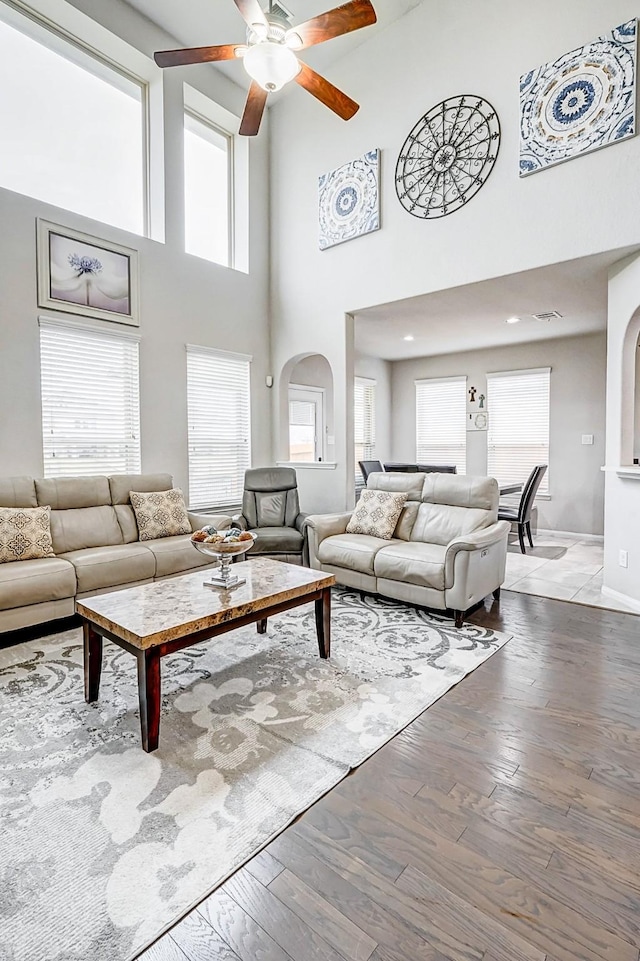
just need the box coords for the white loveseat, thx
[306,472,510,626]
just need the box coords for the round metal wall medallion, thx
[395,95,501,219]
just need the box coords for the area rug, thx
[0,588,510,961]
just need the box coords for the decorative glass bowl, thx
[191,532,256,588]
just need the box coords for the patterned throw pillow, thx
[129,488,191,541]
[0,506,55,563]
[346,490,408,540]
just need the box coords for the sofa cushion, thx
[142,534,218,578]
[410,502,493,547]
[60,544,156,594]
[318,533,399,575]
[0,476,37,508]
[247,527,303,554]
[394,502,419,541]
[0,507,54,563]
[50,505,124,555]
[347,490,408,540]
[130,489,191,541]
[108,473,174,505]
[0,557,76,611]
[374,541,447,590]
[35,476,111,509]
[421,473,498,512]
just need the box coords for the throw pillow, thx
[129,488,191,541]
[346,490,408,540]
[0,506,55,563]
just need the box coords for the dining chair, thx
[498,464,548,554]
[383,463,419,473]
[415,464,457,474]
[358,460,384,482]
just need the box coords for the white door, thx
[288,386,325,462]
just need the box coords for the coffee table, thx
[76,557,335,752]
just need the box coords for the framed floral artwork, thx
[37,219,140,326]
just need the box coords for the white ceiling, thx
[354,248,639,361]
[122,0,421,88]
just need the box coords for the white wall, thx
[603,253,640,606]
[354,352,392,466]
[389,333,606,535]
[269,0,640,515]
[0,0,272,501]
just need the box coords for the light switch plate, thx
[581,434,594,445]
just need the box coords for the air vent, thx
[531,310,563,322]
[266,2,293,24]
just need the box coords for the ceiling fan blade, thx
[288,0,377,50]
[295,61,359,120]
[233,0,268,31]
[239,81,268,136]
[154,44,239,67]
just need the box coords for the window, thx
[0,11,145,234]
[289,386,324,462]
[184,111,231,266]
[487,367,550,493]
[354,377,376,479]
[39,319,140,477]
[186,345,251,508]
[415,376,467,474]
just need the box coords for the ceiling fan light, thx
[243,41,300,91]
[285,31,303,50]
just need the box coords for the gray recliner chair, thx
[233,467,308,565]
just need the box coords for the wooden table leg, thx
[83,621,103,703]
[257,618,267,634]
[137,648,161,752]
[315,587,331,659]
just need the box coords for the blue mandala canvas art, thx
[318,149,380,250]
[520,19,637,176]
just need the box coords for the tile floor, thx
[504,530,639,615]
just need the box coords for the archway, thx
[277,353,335,464]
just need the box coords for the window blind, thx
[487,367,550,493]
[186,345,251,508]
[354,377,376,480]
[39,318,141,478]
[415,376,467,474]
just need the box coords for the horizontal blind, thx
[39,319,140,477]
[415,376,466,474]
[487,368,550,493]
[186,345,251,508]
[354,377,376,483]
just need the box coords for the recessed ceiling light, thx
[505,316,521,325]
[403,335,415,341]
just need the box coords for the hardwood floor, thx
[137,590,640,961]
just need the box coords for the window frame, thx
[415,375,467,475]
[186,344,252,510]
[183,105,234,268]
[39,316,141,478]
[354,376,377,482]
[0,0,151,236]
[486,366,551,495]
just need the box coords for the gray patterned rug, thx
[0,589,510,961]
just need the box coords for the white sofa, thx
[306,472,510,626]
[0,473,231,634]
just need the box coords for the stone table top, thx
[76,557,335,650]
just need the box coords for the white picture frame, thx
[37,219,140,326]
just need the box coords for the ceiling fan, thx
[154,0,377,136]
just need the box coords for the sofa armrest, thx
[305,512,351,541]
[305,512,352,570]
[444,520,511,589]
[188,511,232,533]
[295,512,309,534]
[231,514,248,531]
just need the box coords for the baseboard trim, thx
[601,585,640,614]
[537,528,604,542]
